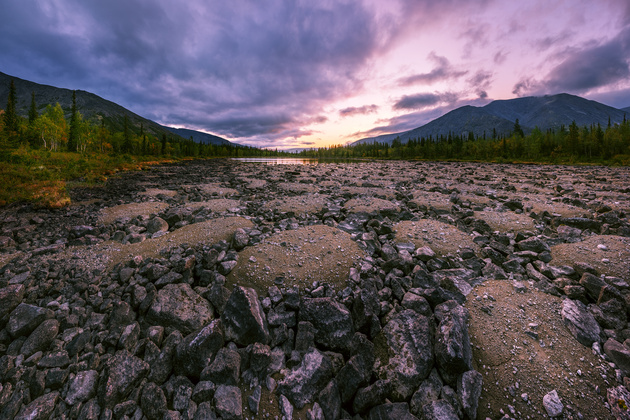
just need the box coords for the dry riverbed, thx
[0,159,629,419]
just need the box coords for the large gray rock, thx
[579,272,609,301]
[20,318,59,357]
[409,369,443,416]
[174,319,224,379]
[0,284,25,323]
[561,299,601,347]
[201,347,241,385]
[141,382,168,420]
[146,283,214,335]
[374,309,434,401]
[65,370,99,405]
[516,236,550,253]
[543,390,563,418]
[458,370,483,420]
[7,303,54,338]
[434,301,472,386]
[14,391,59,420]
[214,385,242,420]
[353,380,393,414]
[604,338,630,377]
[98,350,150,409]
[420,400,458,420]
[221,286,269,346]
[368,402,419,420]
[146,217,169,235]
[299,297,354,353]
[277,348,334,409]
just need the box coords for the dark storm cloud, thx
[339,104,379,117]
[514,26,630,96]
[393,91,459,111]
[398,53,467,86]
[0,0,383,142]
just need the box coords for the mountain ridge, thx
[0,71,234,146]
[353,93,628,146]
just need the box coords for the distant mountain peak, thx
[352,93,628,146]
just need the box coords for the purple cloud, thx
[393,91,459,110]
[398,52,467,86]
[339,104,379,117]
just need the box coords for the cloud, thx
[393,91,459,110]
[467,70,493,97]
[398,52,467,86]
[514,26,630,96]
[339,104,379,117]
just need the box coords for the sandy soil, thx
[395,219,480,256]
[551,235,630,279]
[98,202,170,224]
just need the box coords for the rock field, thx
[0,158,629,420]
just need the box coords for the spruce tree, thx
[28,92,38,124]
[3,80,18,135]
[122,115,132,153]
[68,91,79,152]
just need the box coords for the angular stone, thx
[353,379,393,414]
[420,399,458,420]
[352,286,380,336]
[7,303,53,338]
[434,301,472,386]
[0,284,25,322]
[299,297,354,353]
[374,309,434,401]
[141,382,168,420]
[146,283,214,336]
[517,236,550,253]
[146,217,169,234]
[317,379,341,420]
[604,338,630,377]
[579,272,608,302]
[277,348,334,409]
[221,286,269,346]
[543,390,563,418]
[458,370,482,420]
[15,391,59,420]
[401,292,432,317]
[66,370,99,405]
[369,402,419,420]
[232,228,249,251]
[561,299,601,347]
[174,319,224,379]
[98,350,150,409]
[214,385,242,420]
[409,369,443,415]
[201,347,240,386]
[20,319,59,357]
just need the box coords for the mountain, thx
[0,71,234,146]
[622,106,630,114]
[164,127,233,146]
[353,93,628,146]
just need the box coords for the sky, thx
[1,0,630,149]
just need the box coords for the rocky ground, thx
[0,158,629,420]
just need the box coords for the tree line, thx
[297,118,630,164]
[0,79,287,158]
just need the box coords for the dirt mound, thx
[551,235,630,278]
[395,219,479,256]
[99,202,170,224]
[227,224,365,293]
[466,280,614,419]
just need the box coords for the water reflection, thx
[232,158,319,165]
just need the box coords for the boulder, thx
[0,284,25,323]
[174,319,224,379]
[543,390,563,418]
[368,402,419,420]
[146,283,214,335]
[65,370,99,406]
[201,347,241,385]
[374,309,434,401]
[7,303,53,338]
[604,338,630,377]
[434,301,472,386]
[420,400,458,420]
[561,299,601,347]
[221,286,269,346]
[98,350,150,409]
[140,382,168,420]
[299,297,354,353]
[20,319,59,357]
[146,217,169,235]
[458,370,483,420]
[14,391,59,420]
[214,385,242,420]
[277,348,334,409]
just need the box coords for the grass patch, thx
[0,147,177,208]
